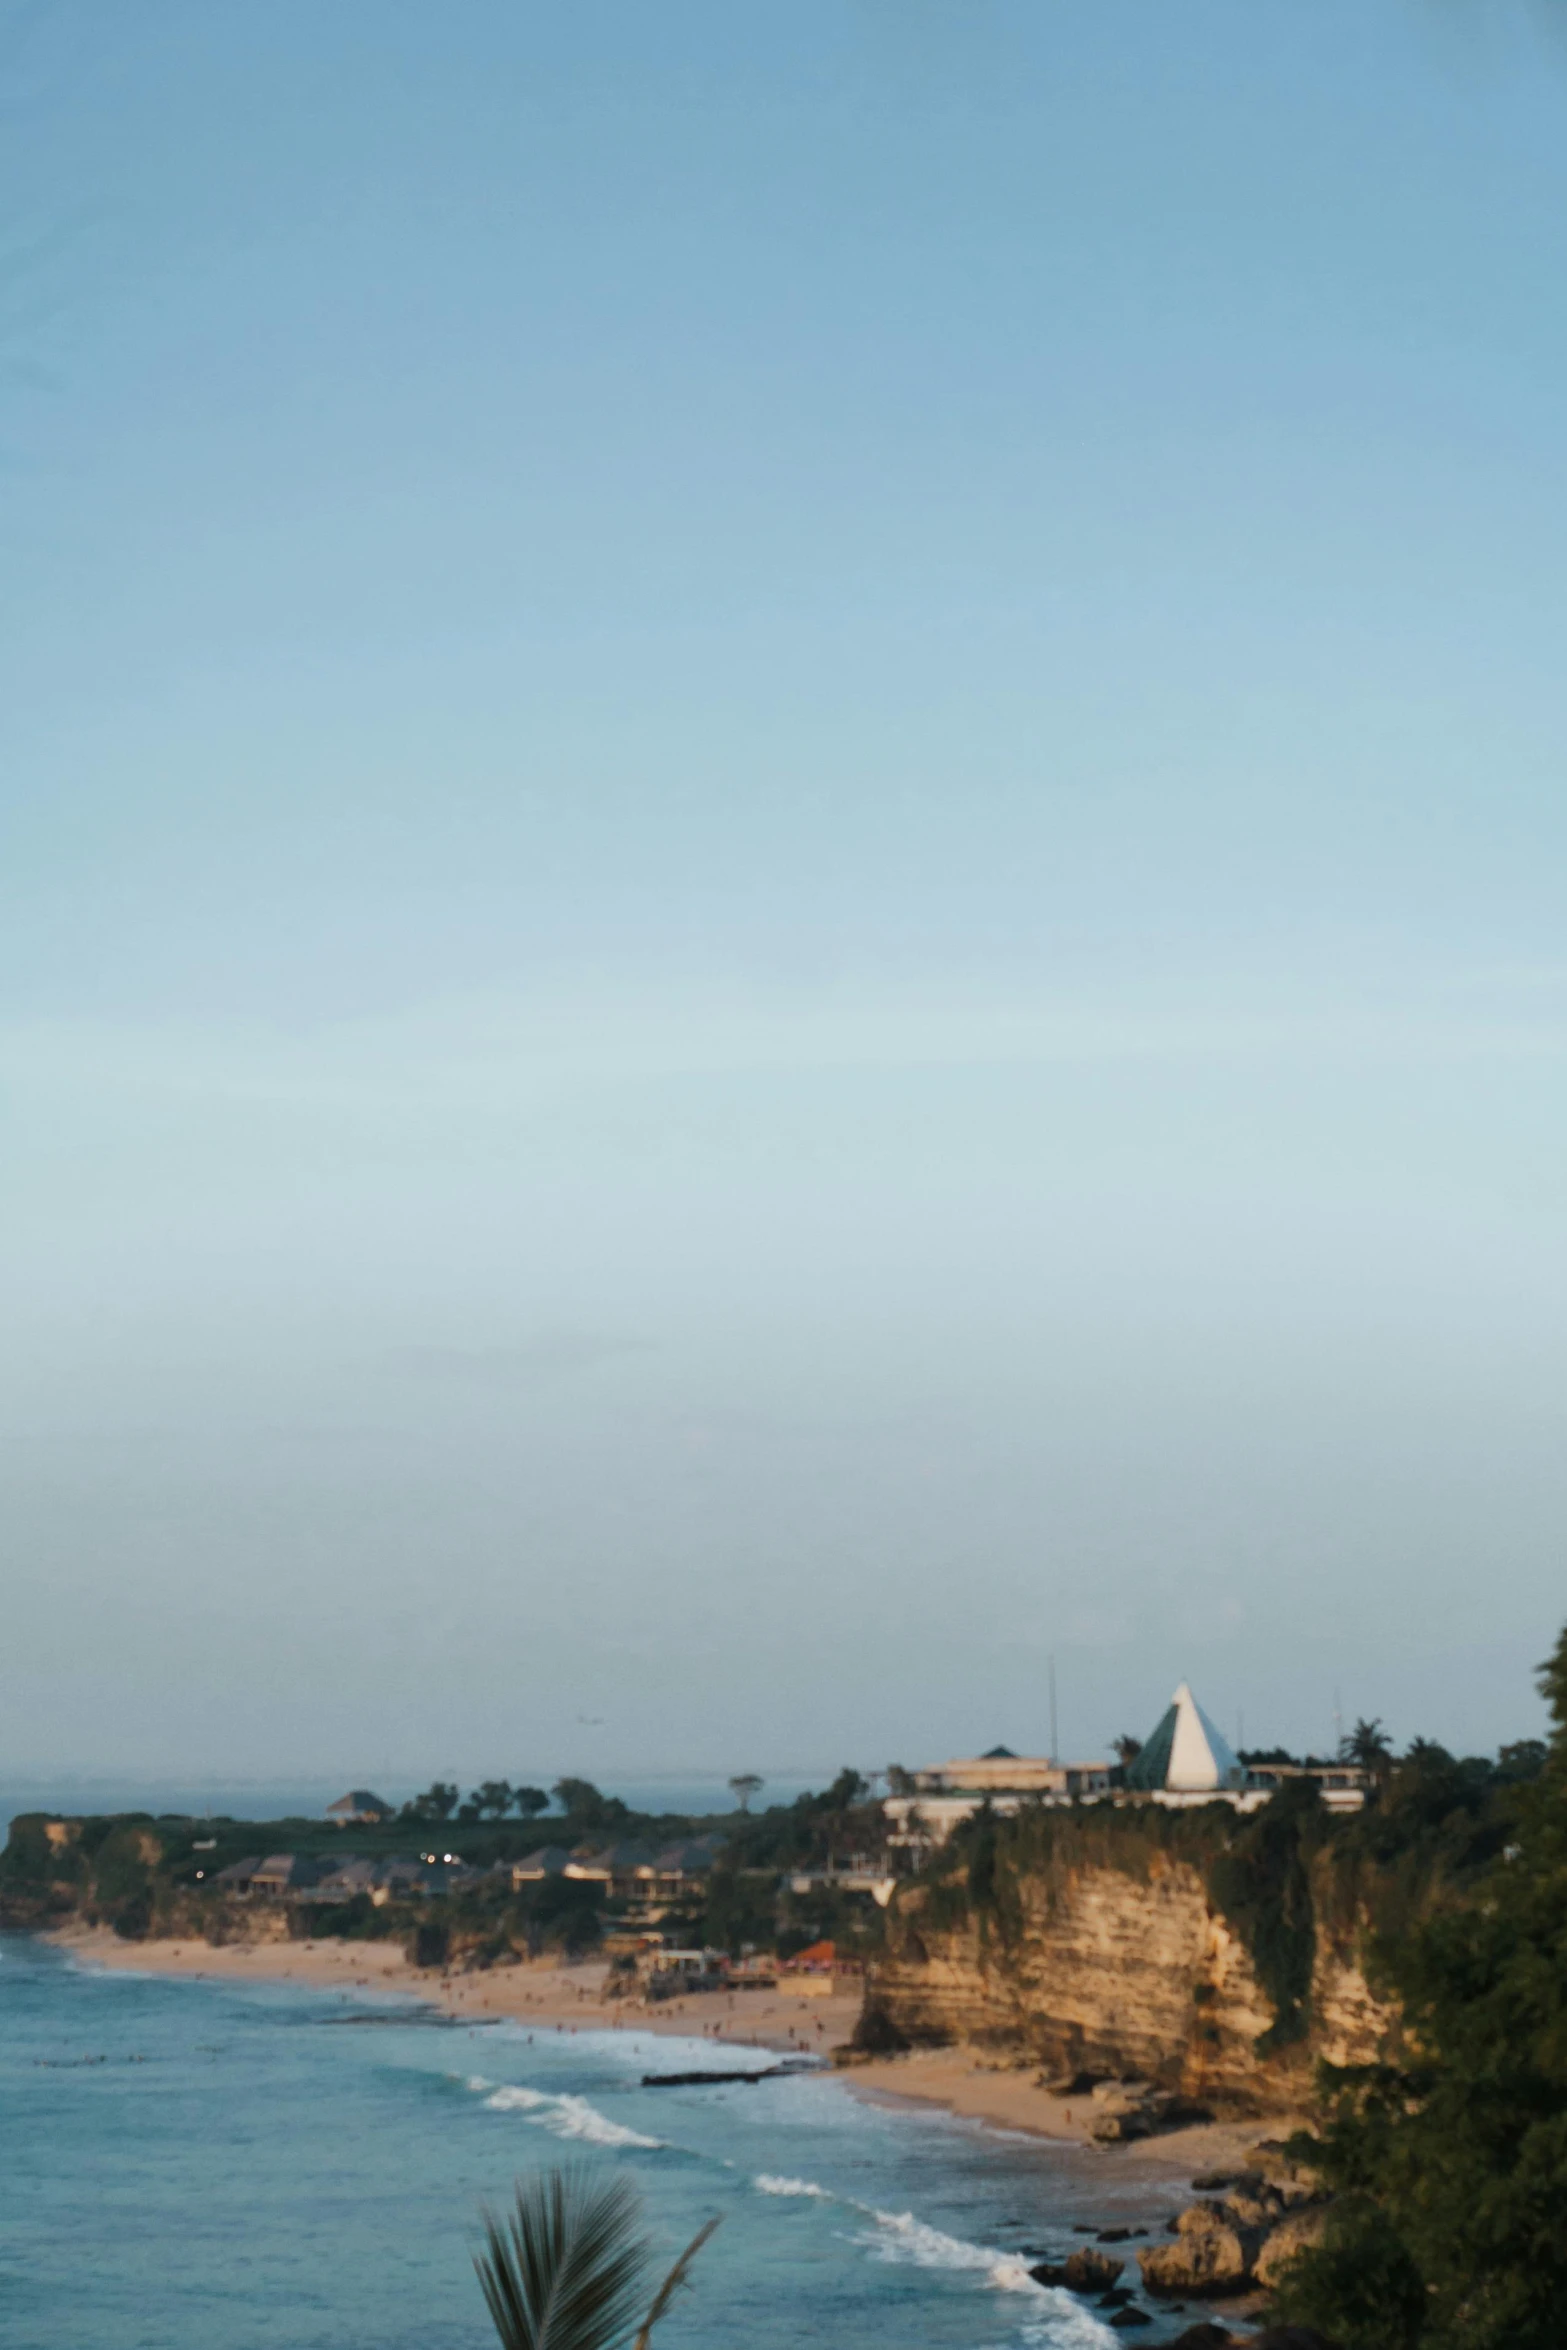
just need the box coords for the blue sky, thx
[4,1,1567,1781]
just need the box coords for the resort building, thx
[245,1853,338,1898]
[510,1845,574,1887]
[913,1748,1114,1799]
[882,1745,1114,1846]
[882,1683,1371,1845]
[558,1837,726,1915]
[325,1791,394,1825]
[1243,1758,1371,1813]
[1124,1682,1255,1805]
[1125,1684,1369,1813]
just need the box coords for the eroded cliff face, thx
[870,1851,1396,2109]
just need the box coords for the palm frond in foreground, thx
[476,2166,719,2350]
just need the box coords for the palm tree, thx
[476,2167,718,2350]
[1339,1716,1394,1775]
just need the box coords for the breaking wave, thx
[861,2209,1042,2294]
[754,2174,832,2199]
[475,2080,664,2149]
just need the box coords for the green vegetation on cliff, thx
[1273,1625,1567,2350]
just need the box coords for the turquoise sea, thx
[0,1935,1199,2350]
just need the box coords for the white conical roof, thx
[1165,1681,1243,1791]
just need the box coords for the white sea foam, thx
[754,2174,832,2199]
[481,2083,663,2149]
[483,2084,545,2110]
[862,2209,1042,2295]
[863,2218,1120,2345]
[1015,2300,1122,2350]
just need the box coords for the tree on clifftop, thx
[1339,1717,1395,1777]
[403,1782,460,1822]
[551,1778,630,1833]
[1276,1622,1567,2350]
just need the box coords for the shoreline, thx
[47,1924,1293,2175]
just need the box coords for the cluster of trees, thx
[1273,1626,1567,2350]
[399,1774,774,1827]
[401,1778,643,1828]
[1231,1716,1548,1788]
[401,1782,551,1824]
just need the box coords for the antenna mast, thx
[1048,1654,1059,1766]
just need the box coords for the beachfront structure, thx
[511,1845,574,1887]
[638,1947,729,1997]
[558,1837,726,1914]
[312,1856,384,1900]
[776,1938,863,1994]
[246,1853,336,1898]
[326,1790,394,1824]
[214,1851,481,1903]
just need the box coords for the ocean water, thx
[0,1936,1198,2350]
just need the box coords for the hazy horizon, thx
[6,3,1567,1781]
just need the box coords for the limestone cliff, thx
[867,1808,1401,2110]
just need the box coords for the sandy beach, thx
[52,1926,1290,2174]
[53,1924,862,2056]
[846,2047,1293,2178]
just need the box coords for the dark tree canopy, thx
[551,1778,629,1833]
[1278,1623,1567,2350]
[402,1782,460,1822]
[1339,1717,1394,1772]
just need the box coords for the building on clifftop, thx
[1123,1681,1247,1800]
[325,1790,394,1825]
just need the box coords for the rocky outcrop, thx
[1137,2174,1329,2298]
[1087,2078,1212,2142]
[1029,2247,1127,2291]
[870,1839,1397,2109]
[1140,2202,1264,2296]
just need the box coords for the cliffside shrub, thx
[407,1920,450,1969]
[1208,1779,1322,2048]
[89,1825,160,1932]
[849,2000,911,2055]
[112,1894,153,1940]
[1274,2195,1427,2350]
[0,1816,58,1895]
